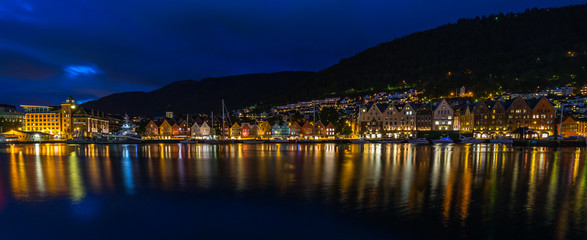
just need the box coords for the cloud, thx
[65,65,102,77]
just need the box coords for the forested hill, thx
[299,4,587,98]
[85,4,587,116]
[82,71,315,116]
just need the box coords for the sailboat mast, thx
[211,111,214,138]
[313,102,316,137]
[222,99,225,139]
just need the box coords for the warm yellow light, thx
[71,105,76,109]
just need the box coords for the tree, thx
[136,118,151,135]
[335,118,353,135]
[291,111,305,123]
[319,107,339,124]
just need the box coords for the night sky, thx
[0,0,581,106]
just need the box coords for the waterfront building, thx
[271,122,290,137]
[301,120,314,136]
[290,122,301,136]
[21,96,107,139]
[221,122,230,137]
[257,121,271,136]
[72,108,109,137]
[528,97,556,137]
[159,119,174,136]
[454,104,474,133]
[241,123,251,137]
[190,122,201,137]
[250,124,260,137]
[358,104,384,138]
[505,97,531,133]
[199,121,211,137]
[432,99,454,131]
[326,122,336,136]
[475,101,507,137]
[415,103,432,131]
[560,116,580,137]
[314,121,326,136]
[383,104,399,133]
[178,120,190,135]
[1,130,52,142]
[145,120,159,136]
[396,103,416,135]
[230,123,241,137]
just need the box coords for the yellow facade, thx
[21,96,105,139]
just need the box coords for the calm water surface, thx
[0,143,586,239]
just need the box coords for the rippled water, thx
[0,143,586,239]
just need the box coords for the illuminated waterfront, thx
[1,143,587,239]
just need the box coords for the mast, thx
[313,102,316,137]
[222,99,225,139]
[560,105,564,137]
[211,111,214,138]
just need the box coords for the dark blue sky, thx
[0,0,582,105]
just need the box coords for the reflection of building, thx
[21,97,109,139]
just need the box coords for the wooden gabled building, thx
[326,122,336,136]
[290,122,302,137]
[314,121,326,136]
[302,120,314,136]
[528,97,556,137]
[504,97,531,133]
[415,103,432,131]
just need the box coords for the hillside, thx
[82,71,315,116]
[300,4,587,98]
[85,4,587,116]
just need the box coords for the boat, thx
[489,136,514,144]
[459,136,485,144]
[180,140,196,144]
[66,130,95,144]
[244,140,265,144]
[114,114,143,143]
[350,138,369,144]
[408,138,429,144]
[269,139,289,143]
[431,137,453,144]
[377,139,403,144]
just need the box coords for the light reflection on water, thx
[1,143,587,238]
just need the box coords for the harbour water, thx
[0,143,587,239]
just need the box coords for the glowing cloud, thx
[65,65,102,77]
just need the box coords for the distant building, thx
[21,96,107,139]
[545,85,573,97]
[581,84,587,96]
[0,104,25,130]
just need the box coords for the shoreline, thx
[1,139,586,147]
